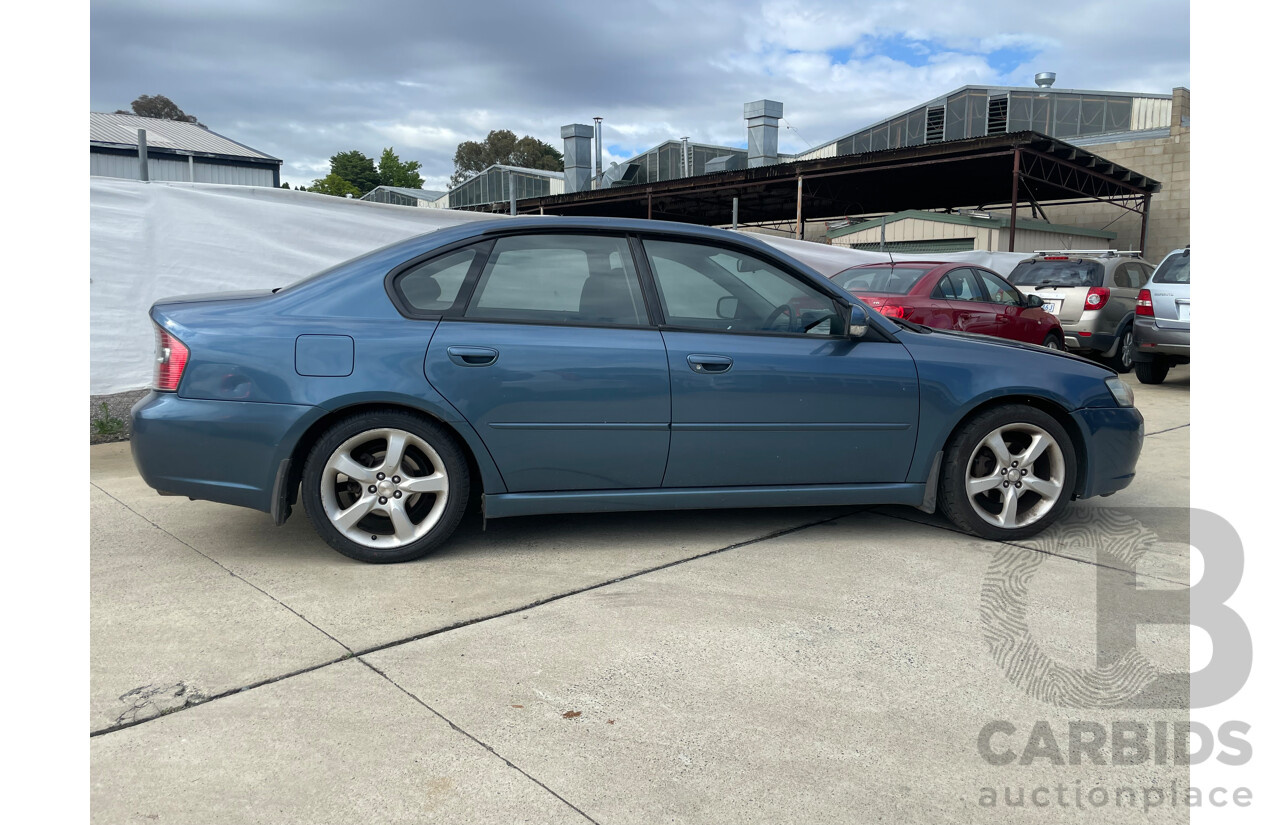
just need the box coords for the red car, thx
[830,261,1064,348]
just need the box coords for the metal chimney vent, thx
[1034,72,1056,88]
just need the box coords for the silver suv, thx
[1132,246,1190,384]
[1006,250,1154,371]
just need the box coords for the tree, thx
[377,148,424,189]
[115,94,202,125]
[279,182,291,190]
[450,130,564,188]
[327,150,381,195]
[307,173,361,198]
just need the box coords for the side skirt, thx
[483,483,926,520]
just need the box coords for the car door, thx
[640,238,919,488]
[941,267,1000,336]
[974,268,1040,343]
[423,233,671,493]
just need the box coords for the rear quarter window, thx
[1153,253,1190,285]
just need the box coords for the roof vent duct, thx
[1034,72,1057,88]
[745,99,783,168]
[561,124,594,194]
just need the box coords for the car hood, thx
[900,325,1107,369]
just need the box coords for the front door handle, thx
[446,346,499,367]
[687,354,733,374]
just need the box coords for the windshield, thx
[1153,252,1190,284]
[832,266,930,295]
[1008,260,1103,288]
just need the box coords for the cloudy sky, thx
[90,0,1190,191]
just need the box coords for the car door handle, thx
[446,346,499,367]
[687,354,733,374]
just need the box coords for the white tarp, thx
[90,178,1031,394]
[90,179,496,395]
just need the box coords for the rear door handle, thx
[446,346,499,367]
[687,354,733,374]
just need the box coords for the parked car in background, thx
[829,261,1063,348]
[131,217,1142,563]
[1132,246,1190,384]
[1005,250,1153,372]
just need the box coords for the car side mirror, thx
[847,304,869,338]
[1025,294,1044,308]
[716,296,739,319]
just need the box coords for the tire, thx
[1041,332,1063,351]
[1134,356,1170,385]
[302,411,470,563]
[1108,326,1135,373]
[938,405,1077,541]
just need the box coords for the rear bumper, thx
[1133,317,1190,360]
[131,392,315,513]
[1071,406,1144,499]
[1063,330,1114,354]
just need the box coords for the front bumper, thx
[1070,406,1144,499]
[131,392,316,513]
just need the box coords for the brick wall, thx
[1032,88,1189,261]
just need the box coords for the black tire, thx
[1108,325,1135,373]
[301,410,470,563]
[938,404,1078,541]
[1041,332,1063,351]
[1134,356,1170,385]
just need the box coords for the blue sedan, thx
[132,217,1143,563]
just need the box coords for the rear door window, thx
[464,234,648,326]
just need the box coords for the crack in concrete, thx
[90,504,862,738]
[357,657,602,825]
[1145,423,1190,437]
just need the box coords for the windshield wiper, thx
[887,315,932,334]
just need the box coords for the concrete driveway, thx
[90,368,1191,824]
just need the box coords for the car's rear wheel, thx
[1109,326,1135,373]
[1041,332,1063,350]
[302,411,469,563]
[939,405,1077,541]
[1134,356,1170,385]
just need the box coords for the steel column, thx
[1139,193,1152,256]
[1008,148,1020,252]
[795,176,803,240]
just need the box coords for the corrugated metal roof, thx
[828,209,1118,240]
[363,185,449,201]
[89,112,280,161]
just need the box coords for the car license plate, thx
[1041,301,1059,314]
[1177,302,1190,321]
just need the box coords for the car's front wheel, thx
[938,405,1077,541]
[302,411,470,563]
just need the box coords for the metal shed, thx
[90,113,282,187]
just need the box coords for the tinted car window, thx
[833,266,930,295]
[465,234,647,325]
[1153,252,1190,284]
[645,240,839,335]
[397,248,476,312]
[1008,260,1104,288]
[937,268,984,301]
[976,270,1021,306]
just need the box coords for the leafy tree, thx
[307,173,361,198]
[377,148,424,189]
[451,130,563,187]
[328,150,381,195]
[115,94,202,125]
[279,182,291,190]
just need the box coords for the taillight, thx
[1043,256,1070,261]
[1084,287,1110,310]
[1136,289,1154,316]
[877,304,906,318]
[153,325,190,392]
